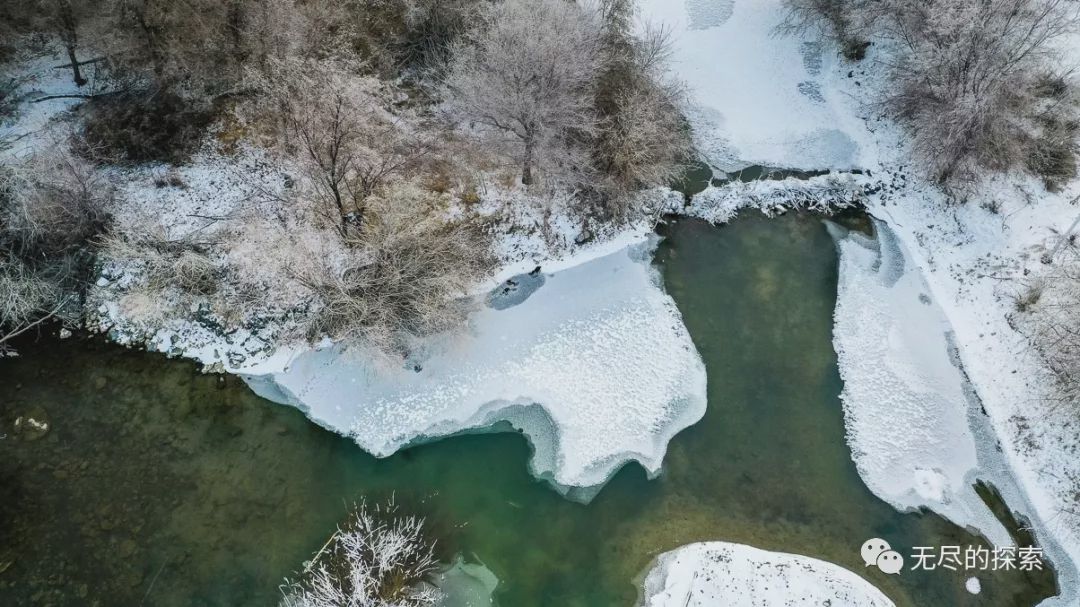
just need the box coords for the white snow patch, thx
[638,542,894,607]
[235,239,707,498]
[638,0,872,171]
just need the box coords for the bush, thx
[0,146,111,349]
[297,182,494,352]
[784,0,1080,187]
[592,7,695,215]
[1021,248,1080,405]
[100,226,220,297]
[280,500,438,607]
[74,91,215,164]
[780,0,873,60]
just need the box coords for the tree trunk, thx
[58,3,86,87]
[522,134,535,186]
[64,41,86,87]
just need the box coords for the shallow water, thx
[0,214,1056,606]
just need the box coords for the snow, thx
[688,173,865,224]
[0,47,88,160]
[830,218,1010,547]
[235,238,708,499]
[638,542,894,607]
[637,0,873,172]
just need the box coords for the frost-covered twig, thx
[280,499,440,607]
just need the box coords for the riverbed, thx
[0,213,1056,606]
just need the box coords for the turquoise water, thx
[0,213,1056,605]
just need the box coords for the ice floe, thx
[638,542,894,607]
[236,238,707,499]
[830,218,1011,547]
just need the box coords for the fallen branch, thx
[0,296,72,347]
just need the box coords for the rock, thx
[118,540,137,559]
[13,406,50,441]
[574,229,593,245]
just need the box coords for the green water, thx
[0,214,1056,606]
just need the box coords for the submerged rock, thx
[13,406,50,441]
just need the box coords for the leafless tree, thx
[785,0,1080,187]
[592,0,694,214]
[878,0,1080,185]
[249,58,432,239]
[441,0,601,186]
[32,0,102,86]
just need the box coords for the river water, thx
[0,213,1057,606]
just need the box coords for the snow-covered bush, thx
[785,0,1080,188]
[1020,247,1080,406]
[99,221,219,297]
[780,0,873,59]
[280,500,439,607]
[295,181,494,352]
[591,0,694,217]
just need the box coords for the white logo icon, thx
[861,538,904,575]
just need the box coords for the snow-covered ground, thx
[637,0,874,172]
[236,238,707,499]
[638,542,895,607]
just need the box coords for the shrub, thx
[784,0,1080,187]
[296,182,494,352]
[280,500,439,607]
[1021,248,1080,405]
[99,221,219,297]
[0,146,111,349]
[74,91,215,164]
[592,5,695,216]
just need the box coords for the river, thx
[0,213,1057,606]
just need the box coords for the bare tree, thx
[249,58,432,239]
[780,0,875,59]
[785,0,1080,186]
[441,0,601,186]
[33,0,101,86]
[592,1,693,212]
[279,499,439,607]
[879,0,1080,185]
